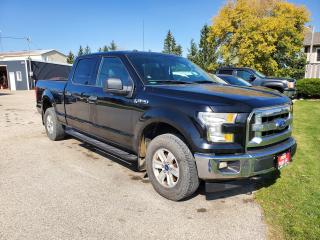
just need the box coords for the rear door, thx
[64,56,100,133]
[89,56,135,150]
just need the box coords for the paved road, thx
[0,90,266,240]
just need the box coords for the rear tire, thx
[146,134,199,201]
[44,107,65,141]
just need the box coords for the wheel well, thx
[42,97,52,123]
[42,97,52,114]
[139,122,187,158]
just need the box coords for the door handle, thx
[87,95,97,104]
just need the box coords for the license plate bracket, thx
[277,151,291,169]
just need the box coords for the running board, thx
[65,128,138,161]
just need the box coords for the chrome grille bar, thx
[246,104,292,150]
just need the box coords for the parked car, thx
[36,51,296,201]
[216,67,296,98]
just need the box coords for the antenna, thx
[142,20,145,51]
[0,30,3,52]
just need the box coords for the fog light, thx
[218,161,228,169]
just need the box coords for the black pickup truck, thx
[36,51,296,201]
[216,67,297,98]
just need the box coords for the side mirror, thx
[103,78,131,96]
[105,78,123,90]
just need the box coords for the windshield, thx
[253,70,266,78]
[127,54,218,84]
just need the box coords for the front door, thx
[64,56,100,133]
[90,57,135,150]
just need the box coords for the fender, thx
[133,107,204,153]
[41,89,56,115]
[41,89,66,124]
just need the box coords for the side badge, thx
[134,99,149,104]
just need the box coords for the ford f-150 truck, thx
[36,51,296,201]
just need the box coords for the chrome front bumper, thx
[194,137,296,180]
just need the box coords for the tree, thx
[77,45,84,57]
[197,25,218,72]
[84,45,91,55]
[103,45,109,52]
[209,0,309,79]
[66,51,75,64]
[162,30,183,56]
[97,47,103,52]
[187,39,199,63]
[109,40,117,51]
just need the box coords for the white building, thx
[0,49,71,90]
[304,31,320,78]
[0,49,67,63]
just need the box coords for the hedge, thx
[296,78,320,98]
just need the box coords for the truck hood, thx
[147,83,290,112]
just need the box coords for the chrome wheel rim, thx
[46,115,54,134]
[152,148,179,188]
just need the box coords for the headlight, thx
[198,112,237,143]
[287,82,295,89]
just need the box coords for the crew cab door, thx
[89,56,135,150]
[64,56,100,133]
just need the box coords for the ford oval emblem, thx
[275,118,286,130]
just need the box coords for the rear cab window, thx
[72,57,99,85]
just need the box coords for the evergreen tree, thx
[98,47,103,52]
[109,40,117,50]
[78,45,84,57]
[162,30,183,56]
[187,39,199,64]
[84,45,91,55]
[197,24,217,72]
[103,45,109,52]
[66,51,75,64]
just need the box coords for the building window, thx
[317,48,320,62]
[16,71,22,81]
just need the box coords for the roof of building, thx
[304,32,320,46]
[0,49,66,57]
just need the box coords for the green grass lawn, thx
[255,100,320,240]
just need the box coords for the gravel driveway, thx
[0,90,266,240]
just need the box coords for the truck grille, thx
[246,104,292,150]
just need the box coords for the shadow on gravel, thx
[203,171,280,201]
[65,137,281,201]
[78,142,139,172]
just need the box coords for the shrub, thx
[296,78,320,98]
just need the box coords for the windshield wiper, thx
[147,80,193,84]
[194,80,217,84]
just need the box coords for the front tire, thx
[44,107,65,141]
[146,134,199,201]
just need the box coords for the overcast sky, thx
[1,0,319,56]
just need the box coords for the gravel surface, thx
[0,90,266,240]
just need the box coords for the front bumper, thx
[194,137,296,180]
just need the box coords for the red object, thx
[277,151,291,169]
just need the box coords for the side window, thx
[73,57,99,85]
[317,48,320,62]
[237,70,252,81]
[218,69,233,75]
[97,57,132,87]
